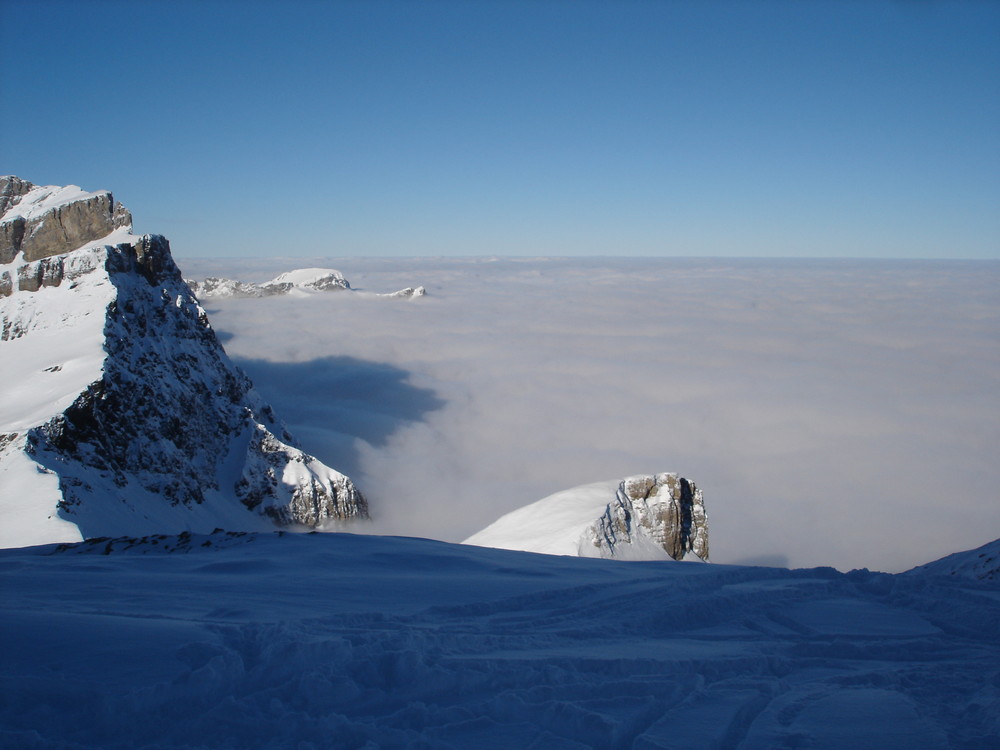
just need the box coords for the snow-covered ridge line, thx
[0,177,369,549]
[186,267,426,299]
[906,537,1000,582]
[465,473,709,561]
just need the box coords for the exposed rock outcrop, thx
[584,473,708,561]
[0,178,368,548]
[464,473,708,562]
[0,177,132,265]
[0,176,34,215]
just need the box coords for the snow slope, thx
[1,531,997,749]
[465,479,625,555]
[907,537,1000,583]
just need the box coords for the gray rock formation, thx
[0,177,132,265]
[585,473,708,561]
[236,425,367,527]
[0,176,34,215]
[185,277,288,299]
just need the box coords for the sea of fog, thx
[178,256,1000,573]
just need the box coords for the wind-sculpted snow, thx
[0,531,997,749]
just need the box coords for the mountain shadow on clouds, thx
[729,554,791,569]
[232,355,446,480]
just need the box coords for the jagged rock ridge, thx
[0,177,367,548]
[464,473,708,562]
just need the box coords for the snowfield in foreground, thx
[1,531,997,749]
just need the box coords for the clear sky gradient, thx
[3,0,998,258]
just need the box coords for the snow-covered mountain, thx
[906,537,1000,582]
[187,267,426,299]
[465,473,709,561]
[1,529,996,749]
[0,177,367,549]
[2,177,997,749]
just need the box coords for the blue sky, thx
[3,0,998,258]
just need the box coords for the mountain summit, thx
[0,177,368,548]
[465,473,708,561]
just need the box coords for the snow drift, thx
[1,530,997,749]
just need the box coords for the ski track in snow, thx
[1,531,997,749]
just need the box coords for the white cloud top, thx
[183,256,1000,573]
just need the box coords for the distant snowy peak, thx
[379,286,426,299]
[186,268,425,300]
[0,177,368,549]
[906,538,1000,583]
[186,276,278,299]
[464,473,708,562]
[266,267,350,292]
[186,269,348,299]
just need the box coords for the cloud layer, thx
[182,257,1000,572]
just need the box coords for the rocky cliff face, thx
[0,178,367,548]
[583,473,708,561]
[0,177,132,265]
